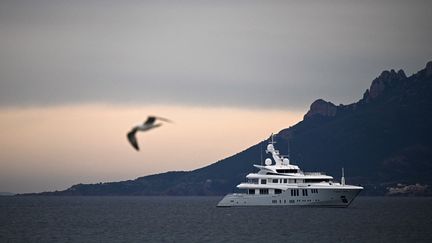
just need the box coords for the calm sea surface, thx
[1,196,431,242]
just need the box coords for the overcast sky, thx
[1,0,431,110]
[0,0,431,193]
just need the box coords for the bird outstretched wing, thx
[155,116,173,123]
[127,128,139,151]
[144,116,172,125]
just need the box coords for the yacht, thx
[217,136,363,207]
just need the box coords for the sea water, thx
[1,196,431,242]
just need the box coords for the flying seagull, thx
[127,116,172,151]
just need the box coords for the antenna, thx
[270,133,277,144]
[341,167,345,186]
[260,142,263,166]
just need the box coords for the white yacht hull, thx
[217,187,362,207]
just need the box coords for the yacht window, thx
[272,179,278,183]
[249,179,258,184]
[259,189,269,194]
[276,169,298,173]
[284,179,288,183]
[248,189,255,194]
[261,179,267,184]
[305,179,330,183]
[267,172,289,176]
[275,189,282,194]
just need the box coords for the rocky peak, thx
[304,99,337,120]
[369,69,406,99]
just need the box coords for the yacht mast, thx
[260,143,263,166]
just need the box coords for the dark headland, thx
[23,61,432,196]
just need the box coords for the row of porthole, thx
[230,198,321,204]
[271,199,321,204]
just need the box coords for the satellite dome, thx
[267,144,274,151]
[265,158,272,166]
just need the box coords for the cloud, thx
[1,0,431,109]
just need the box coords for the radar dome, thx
[267,144,274,151]
[283,158,290,164]
[265,158,272,166]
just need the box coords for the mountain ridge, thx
[23,61,432,196]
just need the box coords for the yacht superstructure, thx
[217,136,363,207]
